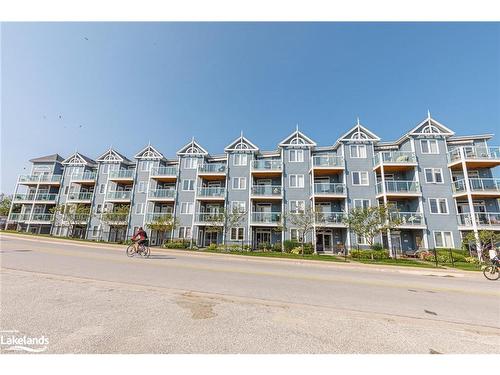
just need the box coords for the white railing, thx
[251,212,282,223]
[198,164,226,173]
[18,174,62,183]
[376,180,420,194]
[13,193,58,202]
[198,187,226,197]
[196,212,225,223]
[458,212,500,227]
[315,212,347,224]
[8,213,31,221]
[390,212,424,226]
[31,213,55,222]
[453,178,500,194]
[252,160,282,171]
[373,151,416,166]
[313,183,346,195]
[106,191,131,200]
[447,146,500,163]
[150,166,178,176]
[313,155,344,168]
[68,192,93,201]
[145,212,174,222]
[251,185,282,196]
[149,189,176,199]
[108,169,135,179]
[71,171,96,181]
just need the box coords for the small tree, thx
[203,208,247,249]
[101,204,130,240]
[0,194,12,216]
[288,206,317,256]
[51,203,92,237]
[146,213,179,246]
[462,230,500,261]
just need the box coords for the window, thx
[290,229,302,242]
[92,226,99,237]
[353,199,370,210]
[135,203,144,214]
[421,139,439,154]
[350,145,367,158]
[429,198,449,214]
[182,179,195,191]
[289,174,305,188]
[64,186,69,195]
[96,204,102,214]
[102,164,109,174]
[234,154,248,166]
[99,184,105,194]
[141,161,152,172]
[230,228,244,241]
[289,149,304,162]
[231,201,246,213]
[289,200,305,213]
[179,227,192,239]
[434,231,454,248]
[352,171,369,186]
[356,234,368,245]
[138,181,146,193]
[180,202,194,214]
[424,168,443,183]
[184,158,198,169]
[232,177,247,190]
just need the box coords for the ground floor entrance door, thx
[391,233,402,255]
[316,230,333,252]
[254,229,271,249]
[72,225,86,239]
[204,230,218,246]
[109,226,126,243]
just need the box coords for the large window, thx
[290,229,302,242]
[231,201,246,213]
[180,202,194,214]
[421,139,439,154]
[182,179,195,191]
[141,161,152,172]
[289,174,305,188]
[289,200,305,214]
[350,144,367,158]
[434,231,453,248]
[429,198,449,214]
[424,168,443,183]
[352,171,369,186]
[232,177,247,190]
[184,158,198,169]
[138,181,146,193]
[234,154,248,166]
[179,227,192,239]
[353,199,370,210]
[230,228,244,241]
[289,149,304,162]
[135,203,144,214]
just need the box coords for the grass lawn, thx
[353,258,443,269]
[440,262,482,272]
[196,249,349,262]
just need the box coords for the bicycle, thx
[126,240,151,258]
[483,261,499,281]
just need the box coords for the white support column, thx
[379,158,393,255]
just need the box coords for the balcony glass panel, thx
[150,166,178,176]
[313,155,343,167]
[476,212,500,226]
[313,183,345,194]
[108,169,135,179]
[251,212,281,223]
[106,191,132,200]
[71,171,96,180]
[251,185,282,196]
[198,164,226,173]
[390,212,424,226]
[149,189,176,198]
[8,213,31,221]
[315,212,346,224]
[68,192,93,201]
[196,212,224,222]
[18,174,62,183]
[31,213,54,221]
[379,180,419,194]
[145,212,173,222]
[373,151,416,166]
[197,187,226,197]
[468,178,500,193]
[252,160,282,170]
[447,146,500,163]
[102,213,129,222]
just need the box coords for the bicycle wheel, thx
[483,265,499,281]
[126,244,136,257]
[141,246,151,258]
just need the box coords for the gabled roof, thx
[134,144,164,160]
[224,133,259,152]
[177,138,208,156]
[279,126,317,147]
[62,152,96,166]
[96,148,132,164]
[337,119,381,143]
[408,112,455,136]
[29,153,64,164]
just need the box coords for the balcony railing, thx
[31,213,55,222]
[14,193,58,202]
[8,213,31,221]
[252,160,282,171]
[196,212,224,223]
[447,146,500,163]
[315,212,347,224]
[197,187,226,198]
[251,212,282,223]
[68,192,93,201]
[71,171,97,181]
[108,169,135,179]
[149,189,176,199]
[376,180,420,195]
[18,174,62,183]
[101,213,129,222]
[106,191,132,200]
[373,151,416,166]
[458,212,500,227]
[452,178,500,194]
[389,212,425,226]
[198,164,226,173]
[145,212,174,222]
[251,185,282,196]
[150,166,178,177]
[313,155,344,168]
[313,183,346,195]
[8,213,54,222]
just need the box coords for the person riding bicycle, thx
[489,248,499,266]
[131,227,148,253]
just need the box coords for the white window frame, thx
[289,174,305,188]
[180,202,194,214]
[99,184,105,194]
[290,229,302,242]
[184,158,198,169]
[179,226,192,239]
[424,168,444,184]
[231,201,246,213]
[233,154,248,166]
[420,139,439,154]
[135,203,144,214]
[289,149,304,162]
[141,161,151,172]
[433,231,454,248]
[350,144,367,158]
[353,199,371,210]
[232,177,247,190]
[289,200,305,214]
[352,171,369,186]
[428,198,449,214]
[138,181,146,193]
[182,179,195,191]
[230,227,244,241]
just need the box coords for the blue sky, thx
[1,22,499,193]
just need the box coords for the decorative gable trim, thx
[408,112,454,136]
[177,138,209,156]
[62,152,94,166]
[134,145,164,160]
[337,121,380,143]
[279,127,317,147]
[224,133,259,152]
[96,149,124,163]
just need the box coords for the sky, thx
[1,22,499,193]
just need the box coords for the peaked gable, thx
[134,145,164,160]
[96,148,130,163]
[62,152,96,166]
[408,115,454,136]
[177,138,208,156]
[279,128,316,147]
[224,134,259,152]
[337,123,380,143]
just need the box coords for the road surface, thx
[1,233,499,353]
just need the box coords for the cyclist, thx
[489,248,499,266]
[131,227,148,253]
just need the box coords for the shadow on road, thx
[146,255,176,260]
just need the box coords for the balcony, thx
[447,146,500,170]
[101,212,129,224]
[312,155,344,175]
[315,212,347,226]
[13,193,58,203]
[195,212,225,225]
[108,169,135,181]
[198,163,226,177]
[389,212,425,228]
[251,185,282,199]
[251,160,282,176]
[376,180,420,198]
[67,192,93,203]
[197,187,226,200]
[452,178,500,198]
[148,189,176,201]
[313,183,346,200]
[145,212,174,223]
[30,213,55,222]
[105,191,132,202]
[457,212,500,229]
[150,166,178,182]
[8,213,31,222]
[18,174,62,185]
[71,171,97,183]
[251,212,282,225]
[373,151,417,172]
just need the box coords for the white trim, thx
[289,174,305,188]
[420,139,440,154]
[351,171,369,186]
[433,231,454,248]
[232,177,247,190]
[428,198,449,215]
[278,129,317,147]
[289,149,304,162]
[182,179,195,191]
[224,135,259,152]
[353,199,371,209]
[230,227,244,241]
[349,144,367,158]
[289,200,305,214]
[424,168,444,184]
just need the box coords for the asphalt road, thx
[1,233,499,354]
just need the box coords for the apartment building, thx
[6,113,500,254]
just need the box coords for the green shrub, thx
[258,242,272,251]
[371,243,383,251]
[290,247,302,255]
[465,256,480,264]
[163,240,190,249]
[350,249,390,260]
[303,243,314,254]
[272,242,282,252]
[283,240,300,253]
[207,243,218,251]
